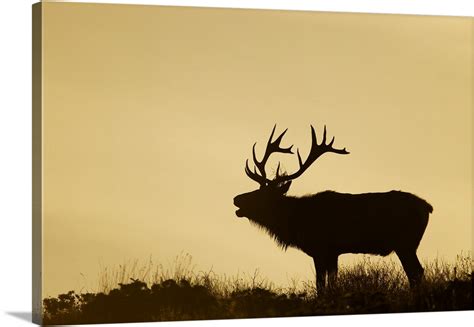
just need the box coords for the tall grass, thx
[43,252,473,325]
[98,253,278,297]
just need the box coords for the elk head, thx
[233,125,349,220]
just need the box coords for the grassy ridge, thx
[43,253,473,325]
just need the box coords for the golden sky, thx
[40,2,472,297]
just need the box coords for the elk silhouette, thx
[233,125,432,291]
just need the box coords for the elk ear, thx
[278,181,292,195]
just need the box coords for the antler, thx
[273,125,349,184]
[245,125,293,186]
[245,124,349,186]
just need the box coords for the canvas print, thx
[32,2,473,325]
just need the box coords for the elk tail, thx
[413,193,433,214]
[424,201,433,214]
[422,200,433,214]
[426,202,433,213]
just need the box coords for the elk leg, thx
[396,249,424,287]
[313,257,327,293]
[326,255,339,288]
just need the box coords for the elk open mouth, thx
[233,197,245,217]
[235,208,244,217]
[234,202,245,217]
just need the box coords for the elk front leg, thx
[313,257,327,293]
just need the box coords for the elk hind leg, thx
[396,249,424,288]
[326,255,339,288]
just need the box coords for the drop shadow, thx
[6,311,31,323]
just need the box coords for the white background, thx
[0,1,472,326]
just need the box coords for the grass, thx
[42,253,473,325]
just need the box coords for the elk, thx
[233,125,432,291]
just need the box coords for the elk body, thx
[233,125,432,291]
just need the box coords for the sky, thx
[39,2,472,297]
